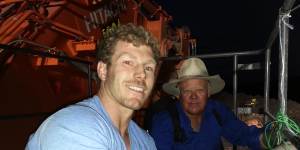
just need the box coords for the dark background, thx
[155,0,300,102]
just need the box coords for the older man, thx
[150,57,264,150]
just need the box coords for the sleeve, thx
[28,109,111,150]
[149,111,174,150]
[213,101,263,150]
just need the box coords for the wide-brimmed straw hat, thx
[162,57,225,96]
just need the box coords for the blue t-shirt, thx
[149,100,262,150]
[26,95,156,150]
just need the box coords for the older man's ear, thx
[207,84,211,97]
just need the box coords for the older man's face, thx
[179,79,209,116]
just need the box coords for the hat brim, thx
[162,75,225,96]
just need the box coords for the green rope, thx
[264,111,300,149]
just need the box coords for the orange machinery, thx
[0,0,175,149]
[0,0,198,149]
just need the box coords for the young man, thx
[149,57,264,150]
[26,23,160,150]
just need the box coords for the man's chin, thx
[128,105,143,111]
[126,98,145,110]
[187,110,203,116]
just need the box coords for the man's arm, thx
[212,100,263,149]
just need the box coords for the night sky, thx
[154,0,300,101]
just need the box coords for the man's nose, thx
[134,64,146,80]
[190,91,198,99]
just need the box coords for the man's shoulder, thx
[51,96,110,129]
[207,99,223,105]
[151,109,173,129]
[152,110,172,120]
[207,99,231,110]
[26,96,114,149]
[32,96,111,138]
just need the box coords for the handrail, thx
[160,49,264,60]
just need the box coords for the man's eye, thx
[196,89,204,93]
[145,66,154,72]
[182,90,192,95]
[123,60,132,65]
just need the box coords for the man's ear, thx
[97,61,107,81]
[207,83,211,98]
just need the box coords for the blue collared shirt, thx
[150,100,262,150]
